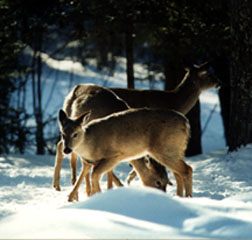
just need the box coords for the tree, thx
[125,22,135,88]
[19,0,65,154]
[0,0,235,154]
[0,0,29,153]
[73,0,136,88]
[228,0,252,151]
[31,31,45,155]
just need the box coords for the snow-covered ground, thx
[1,51,251,239]
[1,146,252,239]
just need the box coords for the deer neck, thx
[171,79,201,115]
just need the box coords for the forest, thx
[1,1,252,238]
[0,0,252,155]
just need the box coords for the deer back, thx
[59,84,172,191]
[81,108,189,161]
[63,84,129,121]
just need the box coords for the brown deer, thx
[111,62,220,112]
[58,108,192,201]
[53,84,170,197]
[110,62,221,183]
[54,62,219,194]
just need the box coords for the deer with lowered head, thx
[54,62,220,195]
[53,84,171,198]
[110,62,221,183]
[58,107,192,201]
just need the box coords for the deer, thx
[58,107,192,201]
[111,62,220,112]
[110,62,221,183]
[53,84,171,197]
[54,62,219,195]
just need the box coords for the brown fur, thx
[54,62,219,195]
[53,84,170,197]
[111,63,220,113]
[58,108,192,201]
[110,62,220,183]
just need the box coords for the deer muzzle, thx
[63,147,72,155]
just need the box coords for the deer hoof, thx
[53,184,61,191]
[68,192,79,202]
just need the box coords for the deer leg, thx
[68,161,92,202]
[85,169,120,195]
[85,171,91,197]
[70,152,78,185]
[126,169,137,185]
[91,158,119,195]
[183,163,193,197]
[170,160,192,197]
[107,171,113,189]
[149,152,192,197]
[112,172,124,187]
[170,161,192,197]
[173,172,184,197]
[53,140,64,191]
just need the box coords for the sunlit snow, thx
[1,52,250,239]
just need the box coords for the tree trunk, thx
[36,35,45,155]
[32,29,45,155]
[186,101,202,156]
[125,23,134,89]
[228,0,252,151]
[163,54,183,90]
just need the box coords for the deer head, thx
[185,62,221,91]
[58,109,90,155]
[142,156,173,191]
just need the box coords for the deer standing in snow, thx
[53,84,170,197]
[110,62,221,182]
[58,108,192,201]
[111,62,220,112]
[54,62,220,195]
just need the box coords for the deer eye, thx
[73,133,78,138]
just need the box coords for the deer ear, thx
[76,111,91,126]
[144,156,152,169]
[58,109,68,127]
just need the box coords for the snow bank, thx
[1,187,252,239]
[1,145,252,238]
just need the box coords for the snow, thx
[1,146,252,238]
[1,53,252,238]
[200,89,226,153]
